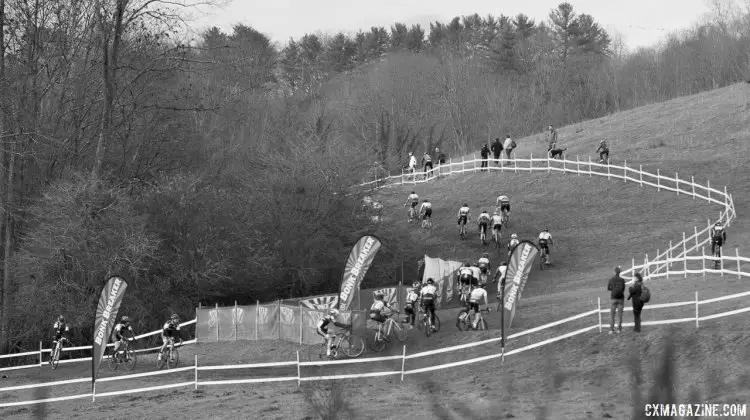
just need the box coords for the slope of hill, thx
[2,84,749,419]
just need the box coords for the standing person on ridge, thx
[491,138,503,165]
[480,143,490,171]
[546,125,558,152]
[503,135,515,159]
[607,266,626,334]
[627,273,646,333]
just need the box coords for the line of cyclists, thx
[50,313,183,366]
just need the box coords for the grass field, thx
[2,84,750,419]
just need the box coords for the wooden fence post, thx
[278,300,282,340]
[576,155,580,175]
[400,345,407,381]
[588,156,592,177]
[675,172,679,195]
[462,156,465,173]
[623,160,627,182]
[297,350,302,386]
[597,297,602,333]
[669,240,674,267]
[474,153,477,173]
[707,179,711,201]
[448,158,452,175]
[691,176,695,198]
[607,160,611,179]
[736,248,741,279]
[255,300,260,340]
[702,247,706,276]
[195,354,199,390]
[530,152,533,172]
[299,303,303,345]
[234,301,238,341]
[216,303,220,342]
[694,226,699,251]
[657,168,661,191]
[514,153,518,173]
[39,341,43,366]
[683,232,687,277]
[547,153,551,173]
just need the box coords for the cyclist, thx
[52,315,70,354]
[711,222,726,256]
[404,283,421,326]
[477,253,491,286]
[419,199,432,228]
[112,316,135,360]
[458,263,474,301]
[468,284,489,330]
[538,228,553,264]
[496,195,510,219]
[404,191,419,222]
[469,263,481,287]
[156,314,181,362]
[316,308,350,357]
[494,261,509,284]
[477,209,491,241]
[419,278,438,331]
[491,210,503,241]
[457,203,471,235]
[507,233,520,255]
[369,293,393,326]
[596,140,610,163]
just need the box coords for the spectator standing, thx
[422,151,433,176]
[407,152,417,173]
[491,138,503,165]
[480,144,490,171]
[607,266,626,334]
[546,125,558,151]
[596,140,610,163]
[627,273,646,332]
[434,147,446,164]
[503,135,515,159]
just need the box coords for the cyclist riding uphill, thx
[477,209,491,237]
[457,203,470,233]
[508,233,520,255]
[419,199,432,220]
[404,283,421,326]
[369,293,393,325]
[538,228,553,264]
[157,314,181,362]
[316,309,350,357]
[491,211,503,235]
[468,284,489,330]
[458,263,473,288]
[711,222,727,256]
[52,315,69,350]
[112,316,135,359]
[496,195,510,215]
[419,278,438,331]
[477,253,491,285]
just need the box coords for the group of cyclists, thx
[50,313,183,366]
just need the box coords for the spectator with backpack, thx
[627,273,650,332]
[503,135,516,159]
[491,138,503,165]
[607,266,626,334]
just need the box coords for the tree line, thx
[0,0,748,355]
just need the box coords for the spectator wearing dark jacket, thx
[435,147,447,164]
[627,273,645,332]
[480,144,490,171]
[491,138,503,165]
[607,266,626,334]
[546,125,558,151]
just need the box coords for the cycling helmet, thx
[426,278,434,284]
[121,316,130,323]
[715,221,722,226]
[501,261,508,266]
[424,199,429,202]
[412,282,421,289]
[375,293,385,300]
[482,209,487,213]
[463,203,468,207]
[464,262,471,267]
[171,313,179,321]
[411,191,415,194]
[545,227,549,232]
[329,309,340,317]
[511,233,518,239]
[58,315,65,321]
[493,209,499,214]
[482,253,489,258]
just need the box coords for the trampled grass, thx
[2,84,750,419]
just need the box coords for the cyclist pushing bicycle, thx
[316,308,350,357]
[157,314,181,362]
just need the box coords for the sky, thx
[188,0,712,50]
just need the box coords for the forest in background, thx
[0,0,748,354]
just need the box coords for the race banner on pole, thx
[337,235,382,311]
[91,275,128,391]
[502,240,539,333]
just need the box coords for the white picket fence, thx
[2,253,748,408]
[355,154,736,282]
[0,320,197,373]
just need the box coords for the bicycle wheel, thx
[394,323,408,342]
[539,251,545,271]
[157,351,167,370]
[341,335,365,358]
[433,314,441,332]
[424,319,432,337]
[478,318,489,331]
[456,310,469,331]
[51,346,60,370]
[167,348,180,369]
[369,330,387,352]
[123,348,137,371]
[107,349,119,371]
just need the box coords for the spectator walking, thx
[546,125,558,152]
[596,140,610,163]
[607,266,626,334]
[503,135,516,159]
[627,273,646,332]
[480,144,490,171]
[491,138,503,165]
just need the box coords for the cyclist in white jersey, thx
[477,253,491,285]
[468,284,489,329]
[457,204,470,232]
[538,228,553,264]
[457,263,474,300]
[469,264,481,287]
[491,211,503,237]
[404,191,419,222]
[419,199,432,220]
[477,210,491,238]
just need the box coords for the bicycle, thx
[713,245,722,270]
[459,223,467,240]
[502,210,510,229]
[308,327,365,360]
[492,227,502,248]
[421,213,432,230]
[418,309,441,337]
[157,336,183,370]
[479,225,488,246]
[456,307,491,331]
[108,337,137,372]
[370,312,409,352]
[50,336,71,370]
[539,246,547,270]
[405,205,417,223]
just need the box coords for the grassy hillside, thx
[3,83,750,420]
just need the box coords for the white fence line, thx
[3,270,749,408]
